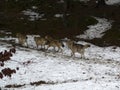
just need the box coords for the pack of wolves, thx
[16,33,90,58]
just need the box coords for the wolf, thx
[45,35,54,42]
[34,37,47,49]
[16,33,28,47]
[46,40,64,52]
[66,40,90,58]
[45,35,64,52]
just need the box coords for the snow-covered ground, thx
[0,16,120,90]
[0,35,120,90]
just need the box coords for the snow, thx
[0,30,12,35]
[54,14,63,18]
[21,81,120,90]
[57,0,64,3]
[0,34,120,90]
[1,0,120,89]
[22,9,45,21]
[76,17,112,40]
[0,15,120,89]
[32,6,38,10]
[106,0,120,5]
[79,0,120,5]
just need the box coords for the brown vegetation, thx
[0,47,18,79]
[1,68,16,77]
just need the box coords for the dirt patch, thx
[5,84,25,88]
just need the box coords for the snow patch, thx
[22,9,45,21]
[54,14,63,18]
[76,17,112,40]
[106,0,120,5]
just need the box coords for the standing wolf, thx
[66,40,90,58]
[34,37,47,50]
[45,35,64,52]
[16,33,28,47]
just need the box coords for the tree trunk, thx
[62,0,71,27]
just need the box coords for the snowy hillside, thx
[0,38,120,90]
[0,19,120,89]
[0,1,120,89]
